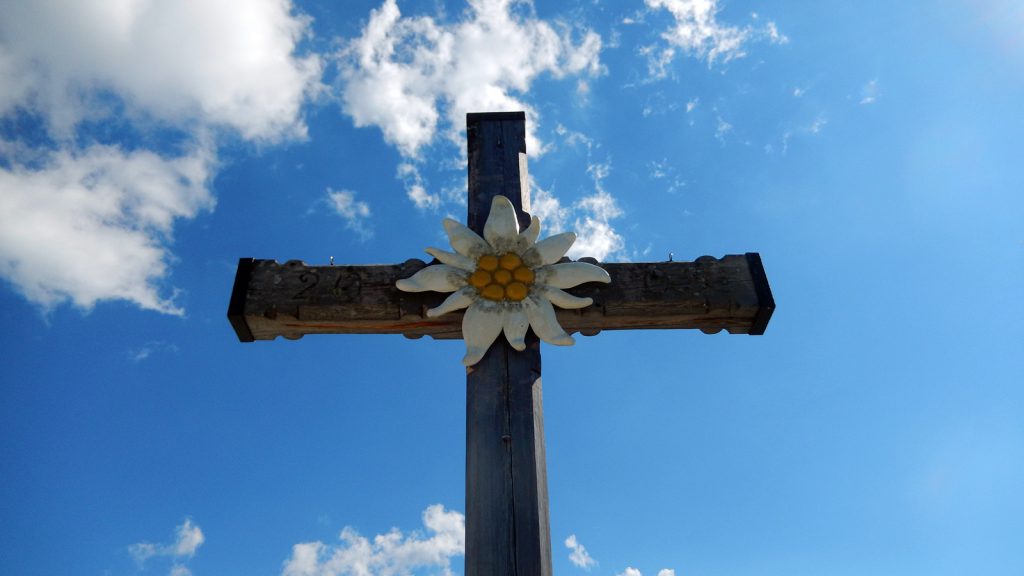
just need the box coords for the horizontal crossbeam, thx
[227,253,775,342]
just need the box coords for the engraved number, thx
[292,271,320,299]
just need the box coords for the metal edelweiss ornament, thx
[397,196,611,366]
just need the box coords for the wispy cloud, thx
[128,341,180,363]
[715,115,734,142]
[397,162,441,212]
[565,534,598,570]
[641,0,786,76]
[615,568,676,576]
[326,188,372,240]
[647,158,687,193]
[859,78,881,104]
[129,519,204,576]
[573,165,626,261]
[809,113,828,134]
[531,168,625,263]
[281,504,464,576]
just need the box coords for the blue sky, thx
[2,1,1023,575]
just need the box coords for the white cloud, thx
[530,183,570,234]
[528,170,624,263]
[809,114,828,134]
[715,115,733,142]
[531,131,625,262]
[657,570,676,576]
[0,0,322,141]
[128,341,180,363]
[0,0,323,316]
[642,0,785,75]
[129,519,205,575]
[860,78,881,105]
[569,159,625,261]
[336,0,603,159]
[0,143,214,315]
[398,162,442,211]
[569,189,625,262]
[281,504,465,576]
[763,21,789,45]
[129,542,159,566]
[617,568,643,576]
[327,189,373,239]
[565,534,597,570]
[174,519,205,557]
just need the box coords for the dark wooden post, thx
[465,112,552,576]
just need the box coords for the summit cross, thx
[228,111,775,576]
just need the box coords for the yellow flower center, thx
[472,253,533,301]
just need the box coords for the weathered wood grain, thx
[227,253,775,342]
[464,111,551,576]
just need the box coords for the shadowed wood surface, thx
[464,111,551,576]
[228,253,775,342]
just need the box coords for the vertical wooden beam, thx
[465,112,552,576]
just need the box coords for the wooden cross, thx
[228,112,774,576]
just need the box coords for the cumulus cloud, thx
[336,0,603,158]
[0,0,323,315]
[657,570,676,576]
[129,519,205,575]
[0,0,322,141]
[642,0,786,76]
[565,534,597,570]
[281,504,465,576]
[0,143,214,314]
[327,188,373,239]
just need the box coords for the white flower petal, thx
[536,261,611,289]
[523,232,576,267]
[425,247,476,271]
[511,216,541,254]
[502,306,530,351]
[524,295,574,346]
[427,286,476,317]
[463,302,504,366]
[396,265,467,293]
[443,218,491,259]
[541,286,593,309]
[483,196,520,248]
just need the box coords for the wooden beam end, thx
[745,252,775,335]
[227,257,256,343]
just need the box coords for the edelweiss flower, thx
[397,196,611,366]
